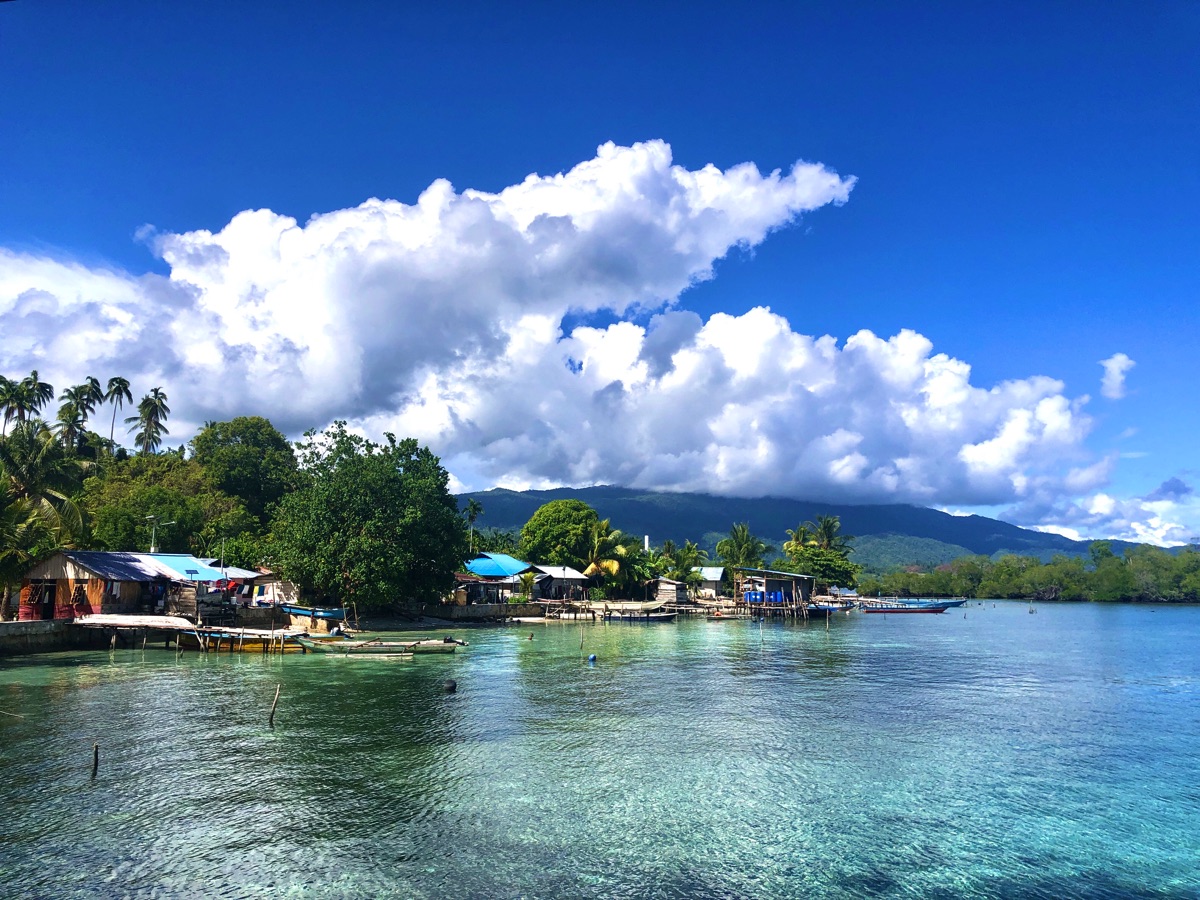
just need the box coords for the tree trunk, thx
[1,583,12,621]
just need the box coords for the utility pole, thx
[145,515,176,553]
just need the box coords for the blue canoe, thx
[277,603,346,621]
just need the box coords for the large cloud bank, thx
[0,140,1183,542]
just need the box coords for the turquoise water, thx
[1,602,1198,898]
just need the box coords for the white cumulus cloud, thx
[0,139,1167,539]
[1099,352,1135,400]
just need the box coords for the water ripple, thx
[1,607,1199,897]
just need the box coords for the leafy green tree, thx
[268,423,467,610]
[81,453,254,554]
[190,417,297,524]
[716,522,772,569]
[518,499,599,567]
[782,545,862,591]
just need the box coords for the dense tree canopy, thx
[268,423,468,610]
[190,416,297,524]
[82,454,254,555]
[518,499,600,567]
[857,542,1200,601]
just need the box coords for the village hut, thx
[652,577,690,605]
[693,566,727,598]
[18,551,226,621]
[461,553,535,603]
[531,564,588,601]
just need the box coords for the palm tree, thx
[54,401,86,450]
[581,518,628,591]
[715,522,771,569]
[666,539,709,581]
[808,515,853,554]
[105,376,133,444]
[83,376,105,412]
[22,370,54,418]
[58,383,99,425]
[0,421,86,541]
[0,376,37,432]
[465,498,483,554]
[783,522,814,558]
[0,377,18,435]
[126,387,170,455]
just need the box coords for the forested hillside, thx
[457,485,1142,569]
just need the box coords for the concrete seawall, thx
[0,620,85,656]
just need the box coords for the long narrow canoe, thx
[278,603,346,621]
[297,636,465,655]
[860,604,949,614]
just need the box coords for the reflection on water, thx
[2,604,1199,898]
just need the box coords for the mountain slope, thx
[457,485,1136,568]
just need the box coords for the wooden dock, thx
[72,614,307,653]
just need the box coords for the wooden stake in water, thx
[268,684,281,728]
[579,624,584,652]
[91,742,99,778]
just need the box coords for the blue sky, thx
[1,1,1197,543]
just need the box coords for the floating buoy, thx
[588,654,597,663]
[444,679,457,693]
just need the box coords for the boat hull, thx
[296,636,462,655]
[278,604,346,621]
[604,612,678,623]
[861,606,948,614]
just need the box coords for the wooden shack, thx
[19,551,168,620]
[653,577,690,604]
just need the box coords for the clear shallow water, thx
[1,602,1198,899]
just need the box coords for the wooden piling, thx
[268,684,281,728]
[91,742,99,777]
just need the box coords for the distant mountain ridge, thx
[456,485,1139,572]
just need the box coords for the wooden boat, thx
[707,610,751,621]
[860,600,951,614]
[604,610,678,623]
[805,597,857,616]
[277,603,346,621]
[177,626,307,652]
[296,635,466,655]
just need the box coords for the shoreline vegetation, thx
[3,369,1198,619]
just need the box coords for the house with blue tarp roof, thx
[458,553,537,604]
[18,550,249,621]
[465,553,534,578]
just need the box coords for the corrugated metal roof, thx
[149,554,228,582]
[61,551,175,582]
[58,551,237,583]
[465,553,534,578]
[533,565,588,580]
[200,559,262,580]
[694,566,725,581]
